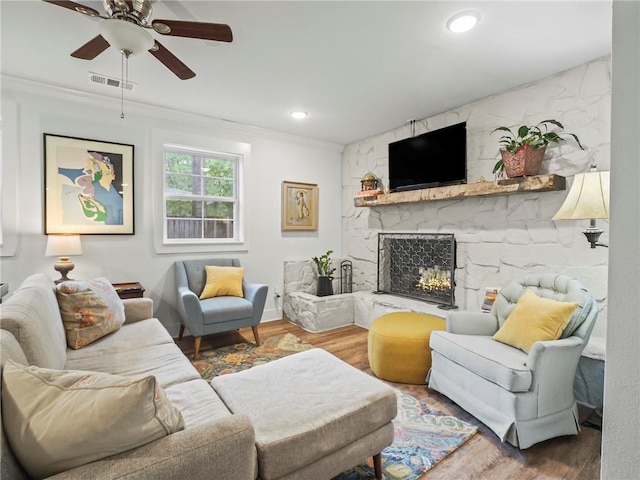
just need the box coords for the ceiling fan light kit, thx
[99,19,154,56]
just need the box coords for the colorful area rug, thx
[333,391,477,480]
[191,333,313,381]
[191,334,477,480]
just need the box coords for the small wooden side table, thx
[112,282,145,299]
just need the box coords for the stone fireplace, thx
[377,233,456,308]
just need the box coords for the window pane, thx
[203,157,234,177]
[204,219,234,239]
[165,173,197,195]
[166,199,203,218]
[204,177,233,197]
[204,201,234,219]
[165,152,195,173]
[167,219,202,239]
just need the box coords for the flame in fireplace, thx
[416,265,451,292]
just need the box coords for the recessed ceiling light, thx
[447,11,480,33]
[290,111,308,120]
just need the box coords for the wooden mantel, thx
[354,174,566,207]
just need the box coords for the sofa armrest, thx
[46,414,256,480]
[446,311,499,335]
[122,298,154,324]
[527,337,584,417]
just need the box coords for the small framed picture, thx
[44,133,134,234]
[281,181,318,231]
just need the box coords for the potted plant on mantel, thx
[312,250,336,297]
[491,119,585,179]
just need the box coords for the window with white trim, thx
[163,145,242,243]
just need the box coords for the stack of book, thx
[482,287,499,313]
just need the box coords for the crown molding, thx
[1,74,344,153]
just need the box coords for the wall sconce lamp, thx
[553,165,610,248]
[45,235,83,284]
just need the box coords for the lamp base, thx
[53,257,75,284]
[583,228,604,249]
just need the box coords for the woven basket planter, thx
[500,145,546,178]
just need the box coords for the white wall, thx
[0,78,344,335]
[601,2,640,478]
[342,57,611,343]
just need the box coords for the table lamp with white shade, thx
[553,165,610,248]
[45,235,83,284]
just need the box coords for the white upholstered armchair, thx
[427,274,598,449]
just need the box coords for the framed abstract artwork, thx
[44,133,135,234]
[281,181,318,231]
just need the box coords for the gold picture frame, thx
[281,181,318,231]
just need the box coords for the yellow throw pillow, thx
[200,265,245,299]
[1,360,184,479]
[493,289,578,353]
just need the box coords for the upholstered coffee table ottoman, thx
[211,348,397,480]
[368,312,446,384]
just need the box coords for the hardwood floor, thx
[175,320,602,480]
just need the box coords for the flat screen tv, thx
[388,122,467,192]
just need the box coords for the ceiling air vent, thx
[88,72,136,91]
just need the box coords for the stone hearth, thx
[283,261,445,332]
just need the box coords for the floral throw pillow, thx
[56,277,126,349]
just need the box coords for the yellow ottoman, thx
[368,312,446,384]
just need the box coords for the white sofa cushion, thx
[0,274,67,369]
[1,360,184,479]
[164,379,233,428]
[65,317,174,362]
[65,343,201,388]
[430,331,532,392]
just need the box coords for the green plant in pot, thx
[491,119,585,178]
[312,250,336,297]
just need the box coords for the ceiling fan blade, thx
[149,41,196,80]
[151,19,233,42]
[71,35,110,60]
[42,0,101,17]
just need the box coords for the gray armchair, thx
[175,258,268,360]
[427,273,598,449]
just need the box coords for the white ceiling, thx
[1,1,612,145]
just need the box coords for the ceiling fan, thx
[42,0,233,80]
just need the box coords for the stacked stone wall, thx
[342,57,611,341]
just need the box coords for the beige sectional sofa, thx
[1,273,257,479]
[1,274,396,479]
